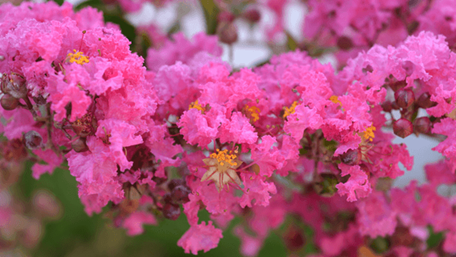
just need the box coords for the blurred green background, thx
[19,166,287,257]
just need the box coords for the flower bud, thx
[416,92,437,109]
[339,149,359,165]
[413,117,432,134]
[1,73,27,99]
[391,101,400,110]
[402,61,414,76]
[390,226,414,247]
[71,137,89,153]
[172,185,191,202]
[217,22,238,45]
[163,193,173,204]
[168,178,185,191]
[242,8,261,23]
[284,227,305,251]
[21,219,42,248]
[32,190,61,219]
[381,101,393,112]
[218,11,235,23]
[23,130,43,150]
[162,203,181,220]
[152,173,167,185]
[393,118,413,138]
[390,80,406,92]
[394,88,415,109]
[1,94,19,110]
[337,36,353,50]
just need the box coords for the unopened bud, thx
[22,219,42,248]
[394,88,415,109]
[337,36,353,50]
[340,149,359,165]
[32,190,61,219]
[1,73,27,98]
[1,94,19,110]
[242,8,261,23]
[402,61,414,76]
[218,11,235,23]
[162,203,180,220]
[284,227,305,251]
[416,92,437,109]
[71,137,88,153]
[217,22,238,45]
[152,173,167,185]
[23,130,43,150]
[413,117,432,134]
[390,80,406,92]
[168,178,185,191]
[172,185,191,202]
[393,118,413,138]
[381,101,393,112]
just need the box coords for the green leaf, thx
[370,236,389,254]
[199,0,219,35]
[427,226,444,248]
[49,0,64,6]
[285,31,298,51]
[167,21,181,36]
[75,0,104,10]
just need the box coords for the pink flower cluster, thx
[2,1,456,256]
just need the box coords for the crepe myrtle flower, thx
[201,148,242,191]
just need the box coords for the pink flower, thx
[219,112,258,145]
[425,160,456,186]
[95,119,143,171]
[356,191,397,237]
[319,224,361,257]
[250,135,285,177]
[443,230,456,253]
[177,221,223,255]
[336,163,372,202]
[432,118,456,172]
[31,149,63,179]
[234,226,264,257]
[147,32,222,72]
[178,108,220,148]
[122,211,157,236]
[45,72,91,122]
[0,108,35,140]
[239,173,277,208]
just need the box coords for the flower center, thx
[210,149,237,168]
[67,49,89,65]
[189,100,205,112]
[283,101,298,118]
[330,95,342,105]
[202,148,242,191]
[244,105,260,122]
[361,125,376,142]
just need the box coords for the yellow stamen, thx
[189,100,205,112]
[67,49,89,65]
[210,149,237,167]
[245,105,260,122]
[330,95,342,105]
[362,125,376,142]
[283,101,298,118]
